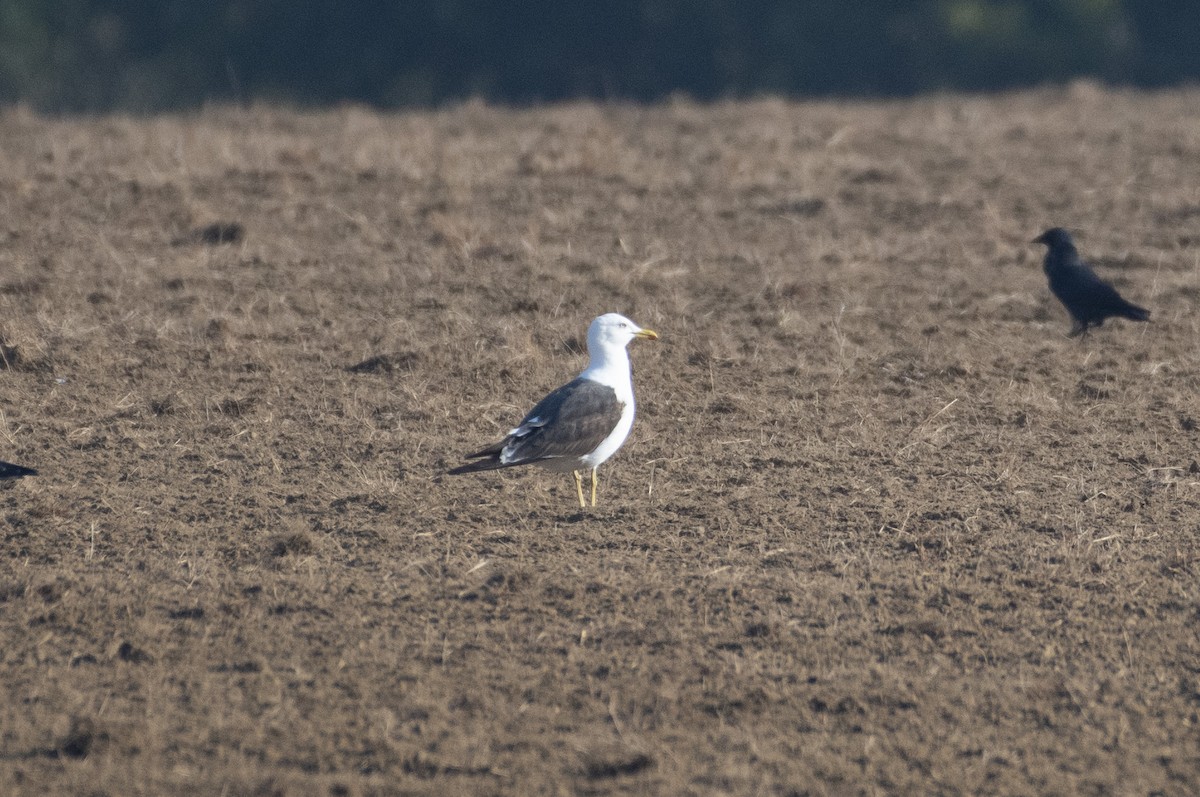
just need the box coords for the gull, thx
[449,313,658,507]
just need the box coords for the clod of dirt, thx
[148,395,177,415]
[509,297,540,312]
[168,606,205,620]
[249,777,286,797]
[0,277,46,296]
[579,748,654,779]
[0,337,23,369]
[35,580,67,603]
[114,641,154,664]
[457,568,514,602]
[757,197,826,216]
[707,397,740,415]
[268,530,315,557]
[1077,381,1112,400]
[207,395,255,417]
[56,716,102,759]
[402,752,440,779]
[213,660,263,673]
[346,352,421,374]
[0,581,25,603]
[745,622,771,638]
[173,222,245,246]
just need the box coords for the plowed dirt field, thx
[2,86,1199,795]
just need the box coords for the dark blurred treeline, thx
[1,0,1197,111]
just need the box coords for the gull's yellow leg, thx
[590,467,599,507]
[573,470,586,508]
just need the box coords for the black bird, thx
[0,460,36,479]
[1032,228,1150,337]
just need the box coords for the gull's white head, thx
[587,313,659,353]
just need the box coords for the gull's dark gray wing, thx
[449,378,624,473]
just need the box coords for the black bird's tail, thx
[1118,300,1150,322]
[0,461,37,479]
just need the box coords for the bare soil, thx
[1,86,1199,796]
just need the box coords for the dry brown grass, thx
[1,85,1199,795]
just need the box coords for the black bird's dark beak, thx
[1031,232,1047,245]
